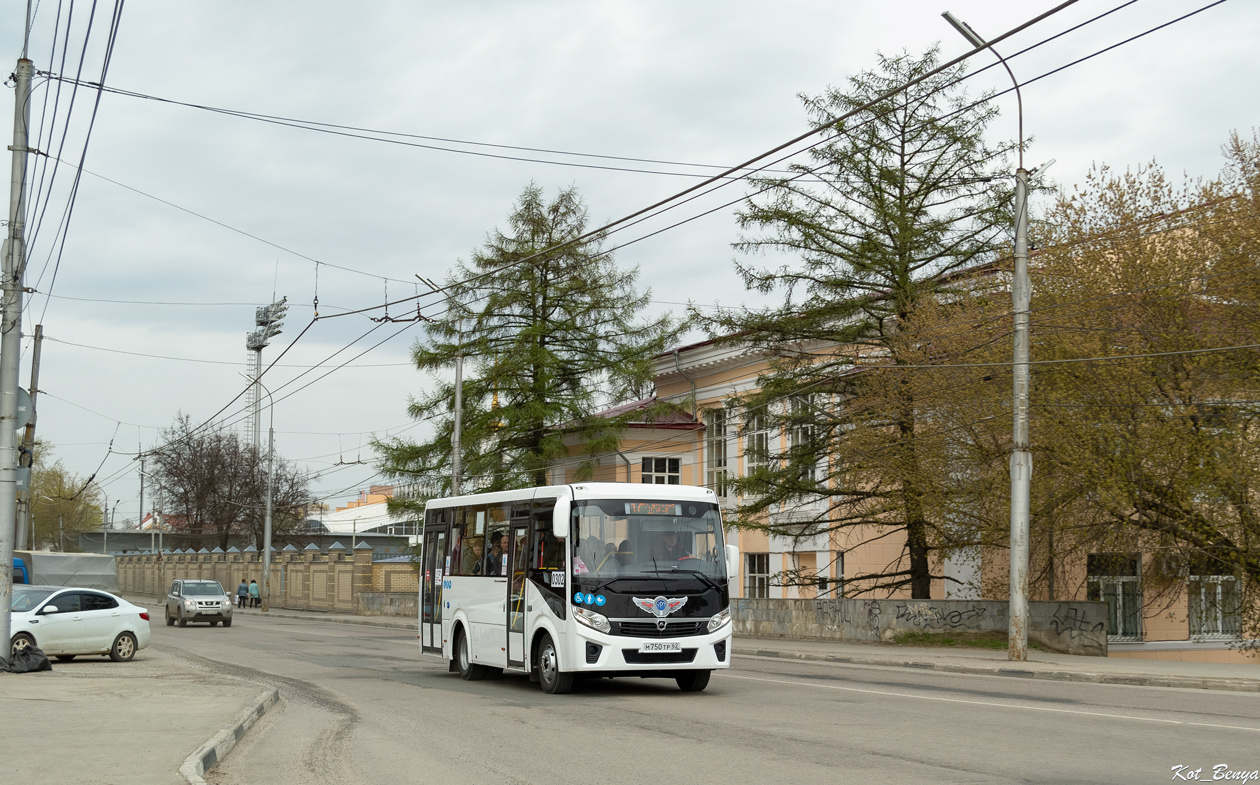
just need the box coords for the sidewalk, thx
[212,595,1260,692]
[0,645,276,785]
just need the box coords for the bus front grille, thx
[616,621,708,638]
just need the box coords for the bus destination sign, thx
[625,502,683,516]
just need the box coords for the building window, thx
[640,457,680,485]
[817,551,844,598]
[1086,553,1142,640]
[789,394,821,486]
[744,406,771,477]
[745,553,769,599]
[704,409,730,499]
[1188,560,1241,638]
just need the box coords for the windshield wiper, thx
[639,566,721,592]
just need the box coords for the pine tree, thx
[699,47,1017,598]
[377,184,680,507]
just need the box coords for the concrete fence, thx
[116,545,419,617]
[118,552,1108,654]
[733,597,1110,656]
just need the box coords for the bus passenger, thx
[465,538,485,575]
[483,531,507,576]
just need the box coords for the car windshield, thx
[183,582,225,596]
[12,587,56,612]
[571,499,726,580]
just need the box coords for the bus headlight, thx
[707,607,731,633]
[574,607,611,633]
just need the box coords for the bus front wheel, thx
[676,670,711,692]
[456,629,488,681]
[537,634,574,695]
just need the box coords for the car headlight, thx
[574,607,611,633]
[221,599,232,609]
[707,607,731,633]
[184,599,195,609]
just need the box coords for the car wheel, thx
[676,670,711,692]
[178,611,188,628]
[11,632,36,658]
[222,619,232,628]
[456,629,487,681]
[210,621,219,627]
[165,611,174,627]
[537,634,574,695]
[109,632,138,662]
[55,654,77,662]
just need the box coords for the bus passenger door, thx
[506,522,528,668]
[421,528,446,654]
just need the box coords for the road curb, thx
[179,687,280,785]
[738,647,1260,693]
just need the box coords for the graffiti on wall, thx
[894,603,987,629]
[1048,604,1106,646]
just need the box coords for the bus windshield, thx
[571,499,726,581]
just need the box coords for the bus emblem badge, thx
[633,596,687,618]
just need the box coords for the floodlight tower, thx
[245,297,287,452]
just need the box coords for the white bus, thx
[418,483,738,694]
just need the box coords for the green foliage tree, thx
[30,453,103,552]
[902,132,1260,642]
[150,414,312,550]
[698,47,1017,598]
[376,183,681,512]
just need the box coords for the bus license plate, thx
[638,641,682,653]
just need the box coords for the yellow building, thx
[555,338,1255,664]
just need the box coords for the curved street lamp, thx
[943,10,1032,661]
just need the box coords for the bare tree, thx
[150,414,312,550]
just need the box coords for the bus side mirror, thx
[553,498,571,540]
[725,544,739,582]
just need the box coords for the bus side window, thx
[529,500,566,618]
[483,505,509,577]
[447,509,466,576]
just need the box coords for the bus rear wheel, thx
[456,629,488,681]
[537,634,574,695]
[676,670,711,692]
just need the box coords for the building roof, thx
[588,395,701,430]
[314,500,413,535]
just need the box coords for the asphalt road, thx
[147,615,1260,785]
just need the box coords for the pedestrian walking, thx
[248,579,261,608]
[236,580,249,608]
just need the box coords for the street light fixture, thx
[943,10,1033,661]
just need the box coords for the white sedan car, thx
[9,585,151,662]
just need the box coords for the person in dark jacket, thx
[236,580,249,607]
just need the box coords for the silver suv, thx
[165,579,233,627]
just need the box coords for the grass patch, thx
[890,629,1048,652]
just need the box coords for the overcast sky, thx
[1,0,1256,526]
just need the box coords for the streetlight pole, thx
[943,10,1032,661]
[256,379,276,613]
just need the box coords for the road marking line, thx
[721,673,1260,733]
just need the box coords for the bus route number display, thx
[624,502,682,516]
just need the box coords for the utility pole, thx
[258,379,275,613]
[0,32,34,663]
[451,327,463,497]
[15,322,41,548]
[139,456,147,552]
